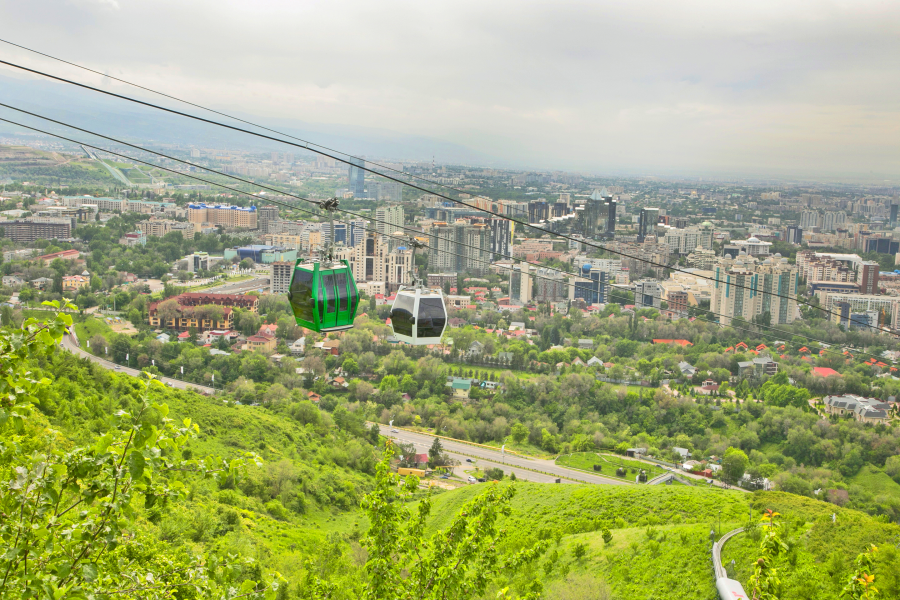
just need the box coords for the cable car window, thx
[349,288,358,315]
[335,271,348,312]
[417,298,446,338]
[289,268,315,323]
[323,273,337,314]
[391,294,415,337]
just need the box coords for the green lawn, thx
[73,316,113,344]
[851,465,900,497]
[557,452,666,480]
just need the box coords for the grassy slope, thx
[557,452,666,480]
[852,465,900,497]
[423,483,900,599]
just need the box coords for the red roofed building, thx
[652,339,693,347]
[149,292,258,331]
[813,367,841,378]
[37,248,80,266]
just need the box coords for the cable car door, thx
[318,270,338,330]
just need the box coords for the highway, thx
[377,424,626,485]
[60,334,217,394]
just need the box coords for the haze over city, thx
[1,0,899,179]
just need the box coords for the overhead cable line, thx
[0,100,621,295]
[3,106,888,369]
[0,37,484,198]
[0,57,861,331]
[0,57,888,334]
[0,113,614,298]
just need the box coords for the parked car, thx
[390,429,399,433]
[477,478,486,483]
[467,476,477,483]
[465,458,473,463]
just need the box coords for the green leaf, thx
[93,433,113,455]
[81,563,98,582]
[128,451,146,480]
[240,579,257,594]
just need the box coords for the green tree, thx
[327,442,546,600]
[723,446,749,484]
[841,544,879,600]
[750,510,789,600]
[0,305,267,599]
[510,421,529,444]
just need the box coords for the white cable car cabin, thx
[389,286,447,346]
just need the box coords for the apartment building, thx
[0,218,72,243]
[270,261,294,295]
[710,254,798,325]
[187,203,258,229]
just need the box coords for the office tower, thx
[786,225,803,245]
[891,204,899,227]
[634,280,661,309]
[369,181,403,202]
[582,188,616,238]
[257,205,279,233]
[606,196,617,235]
[711,254,798,326]
[375,205,404,236]
[334,232,412,290]
[858,261,880,294]
[535,268,568,302]
[638,208,660,242]
[509,263,532,306]
[348,157,366,198]
[570,264,608,304]
[528,201,550,224]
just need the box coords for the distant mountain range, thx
[0,73,492,166]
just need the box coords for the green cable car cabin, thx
[288,259,359,332]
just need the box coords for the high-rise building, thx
[488,218,512,259]
[661,222,714,254]
[348,219,367,247]
[375,205,404,236]
[528,201,550,224]
[668,290,689,315]
[786,225,803,245]
[348,157,366,198]
[535,268,568,302]
[270,261,293,295]
[427,221,491,275]
[581,189,616,238]
[638,208,660,242]
[509,264,532,306]
[858,261,880,294]
[823,211,847,232]
[257,205,279,233]
[570,264,608,304]
[334,232,412,291]
[799,210,820,229]
[711,254,798,325]
[891,204,899,227]
[634,279,661,309]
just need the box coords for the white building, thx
[711,254,798,325]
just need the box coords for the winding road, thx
[60,334,217,394]
[377,424,627,485]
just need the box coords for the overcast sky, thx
[1,0,899,179]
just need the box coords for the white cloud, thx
[0,0,898,177]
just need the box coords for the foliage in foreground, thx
[0,304,269,599]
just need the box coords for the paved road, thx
[60,334,217,394]
[204,277,270,294]
[377,425,626,485]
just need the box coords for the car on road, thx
[477,478,486,483]
[467,476,477,483]
[114,365,121,370]
[465,458,473,463]
[390,429,399,433]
